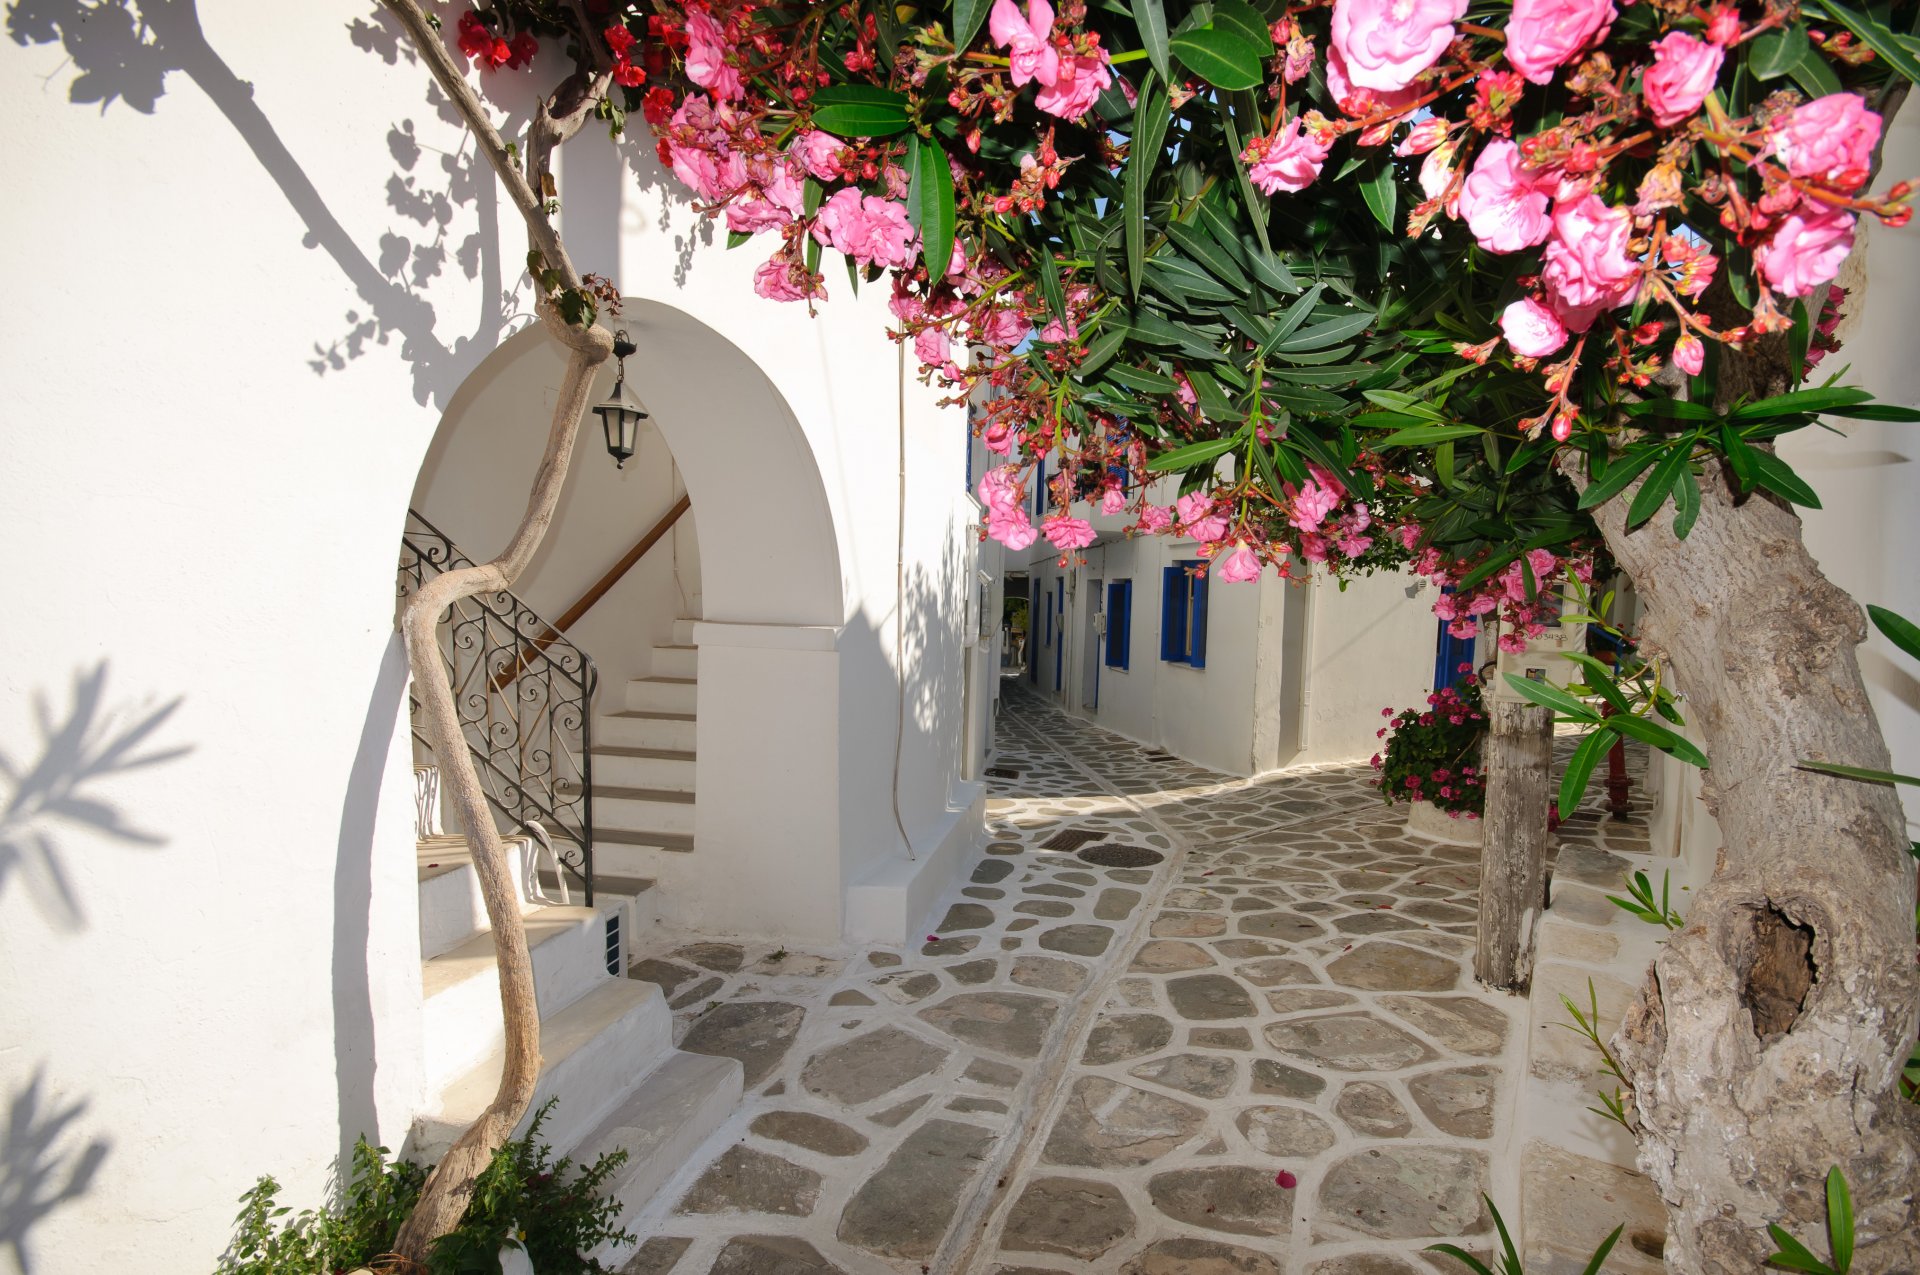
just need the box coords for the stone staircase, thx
[410,761,739,1256]
[592,620,699,868]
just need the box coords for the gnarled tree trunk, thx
[380,1,614,1261]
[1570,453,1920,1271]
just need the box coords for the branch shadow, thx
[6,0,532,407]
[0,663,190,932]
[0,1068,111,1275]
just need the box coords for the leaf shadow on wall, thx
[5,0,533,409]
[0,663,189,932]
[0,1069,110,1275]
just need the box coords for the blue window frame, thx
[1033,455,1048,515]
[1160,561,1208,668]
[1054,578,1065,691]
[1105,580,1132,670]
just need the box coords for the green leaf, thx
[811,84,911,137]
[1126,78,1170,297]
[1210,0,1276,54]
[1627,396,1720,421]
[1219,92,1274,256]
[1810,0,1920,85]
[1253,283,1327,357]
[1130,0,1172,78]
[1868,604,1920,663]
[1146,254,1241,303]
[1750,448,1823,508]
[1581,1225,1626,1275]
[1826,1167,1853,1274]
[1751,23,1813,78]
[1560,728,1615,819]
[1731,385,1872,421]
[1242,244,1301,294]
[1787,44,1846,97]
[1423,1244,1498,1275]
[1280,309,1377,352]
[1561,652,1632,714]
[909,134,956,281]
[1104,363,1178,394]
[1359,157,1397,232]
[1148,432,1242,473]
[1502,674,1604,723]
[1608,713,1710,768]
[1766,1223,1837,1275]
[1375,423,1485,448]
[726,229,754,250]
[1821,401,1920,421]
[1798,760,1920,786]
[1719,420,1759,492]
[1576,447,1661,510]
[1076,327,1127,380]
[1169,27,1267,90]
[1625,441,1692,530]
[1672,457,1701,539]
[1038,249,1068,325]
[953,0,993,52]
[1165,221,1249,292]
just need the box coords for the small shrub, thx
[217,1100,632,1275]
[1371,669,1489,818]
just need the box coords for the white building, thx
[4,7,1916,1273]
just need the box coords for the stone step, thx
[650,644,697,680]
[413,977,673,1163]
[582,1052,744,1266]
[416,834,536,962]
[420,900,623,1092]
[597,785,696,837]
[670,617,698,645]
[595,832,696,877]
[625,676,697,715]
[598,711,696,753]
[591,746,695,793]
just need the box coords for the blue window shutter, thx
[1161,566,1181,662]
[1107,581,1131,670]
[1190,567,1209,669]
[1034,456,1047,515]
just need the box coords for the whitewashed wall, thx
[0,5,981,1270]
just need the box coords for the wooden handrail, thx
[491,493,692,691]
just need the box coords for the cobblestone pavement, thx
[618,684,1651,1274]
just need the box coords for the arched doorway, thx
[407,299,855,942]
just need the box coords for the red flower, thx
[605,23,638,58]
[613,58,646,87]
[642,87,676,126]
[1275,1170,1298,1189]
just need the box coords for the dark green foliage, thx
[216,1101,633,1275]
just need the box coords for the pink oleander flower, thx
[753,252,823,303]
[982,421,1017,454]
[1673,332,1705,376]
[1500,296,1568,357]
[1457,140,1552,254]
[683,10,744,101]
[1138,504,1175,533]
[1289,478,1340,532]
[978,465,1022,510]
[792,131,848,181]
[1756,205,1856,297]
[1418,138,1461,210]
[988,505,1040,550]
[1769,93,1882,189]
[811,187,868,257]
[1642,31,1723,128]
[1247,115,1335,195]
[849,197,916,268]
[1325,44,1425,119]
[1217,543,1263,582]
[1498,631,1528,653]
[1396,119,1450,157]
[914,327,952,367]
[1505,0,1616,85]
[1100,486,1127,516]
[1042,513,1097,551]
[989,0,1060,86]
[979,307,1033,349]
[1177,493,1230,543]
[1449,618,1478,639]
[1330,0,1467,92]
[1034,49,1113,121]
[1541,194,1639,331]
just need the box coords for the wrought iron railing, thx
[397,509,595,903]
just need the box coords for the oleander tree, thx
[387,0,1920,1267]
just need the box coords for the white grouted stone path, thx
[614,684,1652,1274]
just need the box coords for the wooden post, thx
[1476,699,1554,992]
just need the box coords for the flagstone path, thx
[617,684,1652,1274]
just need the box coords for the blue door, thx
[1433,587,1475,689]
[1054,579,1065,692]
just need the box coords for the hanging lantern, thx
[592,330,648,468]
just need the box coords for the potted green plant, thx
[1371,666,1489,846]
